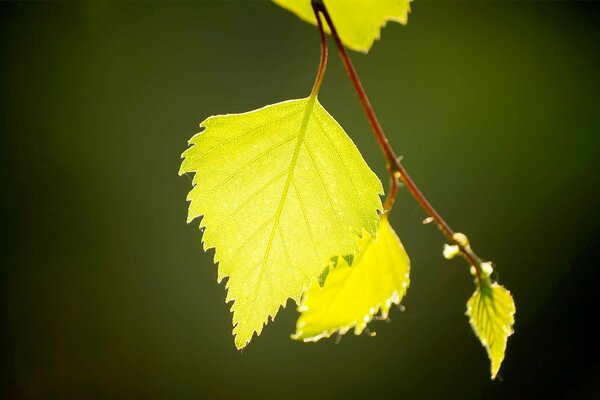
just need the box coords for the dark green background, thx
[2,1,599,398]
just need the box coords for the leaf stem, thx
[312,2,483,282]
[310,2,328,98]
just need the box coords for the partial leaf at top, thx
[180,97,383,349]
[293,216,410,341]
[466,280,516,379]
[272,0,411,53]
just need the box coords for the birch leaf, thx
[293,217,410,341]
[180,97,383,349]
[272,0,411,53]
[466,280,516,379]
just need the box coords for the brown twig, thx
[312,2,484,282]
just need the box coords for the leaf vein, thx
[195,131,300,205]
[243,98,318,333]
[301,140,345,240]
[313,112,369,228]
[291,177,319,268]
[204,168,289,244]
[187,108,304,165]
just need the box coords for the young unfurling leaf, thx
[272,0,411,53]
[293,216,410,341]
[466,280,516,379]
[180,97,383,349]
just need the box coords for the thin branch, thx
[312,2,484,282]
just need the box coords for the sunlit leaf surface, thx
[180,97,382,349]
[293,217,409,341]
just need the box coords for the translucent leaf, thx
[466,280,516,379]
[272,0,411,53]
[292,217,409,341]
[180,97,383,349]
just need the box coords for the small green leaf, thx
[293,217,410,341]
[466,280,516,379]
[272,0,411,53]
[180,97,383,349]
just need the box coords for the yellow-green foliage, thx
[180,96,382,349]
[466,280,516,379]
[293,217,410,341]
[272,0,411,53]
[180,2,517,381]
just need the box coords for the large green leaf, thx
[180,97,383,349]
[293,216,410,341]
[466,280,516,379]
[272,0,411,53]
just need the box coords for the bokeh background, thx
[1,1,599,398]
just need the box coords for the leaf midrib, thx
[242,96,318,335]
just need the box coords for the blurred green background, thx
[1,1,599,398]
